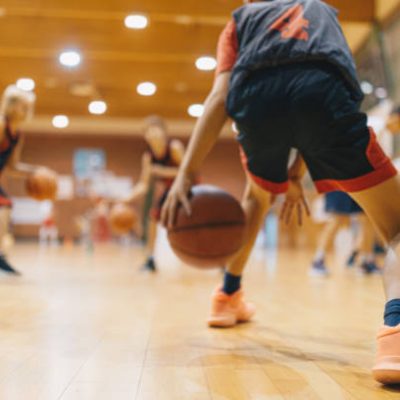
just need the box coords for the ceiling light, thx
[125,14,148,29]
[188,104,204,118]
[195,56,217,71]
[89,100,107,115]
[59,50,81,68]
[375,87,388,99]
[52,115,69,129]
[16,78,35,92]
[137,82,157,96]
[360,81,373,95]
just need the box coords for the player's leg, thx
[39,226,46,245]
[51,226,59,246]
[355,214,379,274]
[350,176,400,292]
[142,216,158,272]
[346,176,400,383]
[286,62,400,383]
[208,176,272,327]
[337,198,378,273]
[311,213,348,276]
[303,134,398,383]
[0,206,20,275]
[227,178,272,276]
[142,189,169,272]
[210,64,292,327]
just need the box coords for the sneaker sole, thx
[207,316,237,328]
[0,269,21,276]
[373,356,400,384]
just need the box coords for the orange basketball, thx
[167,185,246,269]
[109,203,137,235]
[26,168,58,201]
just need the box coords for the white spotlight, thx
[89,100,107,115]
[188,104,204,118]
[52,115,69,129]
[125,14,148,29]
[360,81,373,95]
[59,50,81,68]
[137,82,157,96]
[195,56,217,71]
[375,87,388,99]
[16,78,35,92]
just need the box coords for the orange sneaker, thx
[373,325,400,384]
[207,288,255,328]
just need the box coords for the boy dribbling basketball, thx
[0,85,55,275]
[161,0,400,384]
[125,116,184,272]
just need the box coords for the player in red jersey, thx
[0,85,55,275]
[126,116,184,271]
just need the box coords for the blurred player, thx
[311,192,379,276]
[125,116,184,271]
[39,211,58,246]
[0,85,54,274]
[92,197,111,243]
[161,0,400,384]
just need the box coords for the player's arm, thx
[150,140,185,178]
[6,137,43,178]
[161,72,230,227]
[179,73,229,175]
[124,152,152,203]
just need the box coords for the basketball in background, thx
[109,203,137,235]
[167,185,246,268]
[26,168,58,201]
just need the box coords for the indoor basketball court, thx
[0,0,400,399]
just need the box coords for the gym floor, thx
[0,236,397,400]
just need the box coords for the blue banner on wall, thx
[74,149,106,179]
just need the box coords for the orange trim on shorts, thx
[239,147,288,194]
[315,128,398,193]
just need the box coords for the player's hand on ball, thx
[280,178,310,226]
[161,172,193,228]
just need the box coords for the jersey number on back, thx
[269,4,309,41]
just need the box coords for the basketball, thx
[109,203,137,235]
[26,168,58,201]
[167,185,246,268]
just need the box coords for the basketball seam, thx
[168,221,245,233]
[170,242,239,259]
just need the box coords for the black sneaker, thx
[346,250,359,267]
[309,259,330,277]
[360,261,381,275]
[373,243,386,255]
[0,255,21,275]
[141,256,157,272]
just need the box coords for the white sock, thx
[359,253,375,264]
[314,249,325,262]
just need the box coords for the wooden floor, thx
[0,233,399,400]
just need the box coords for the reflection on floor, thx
[0,238,395,399]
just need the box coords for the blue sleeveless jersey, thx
[230,0,363,101]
